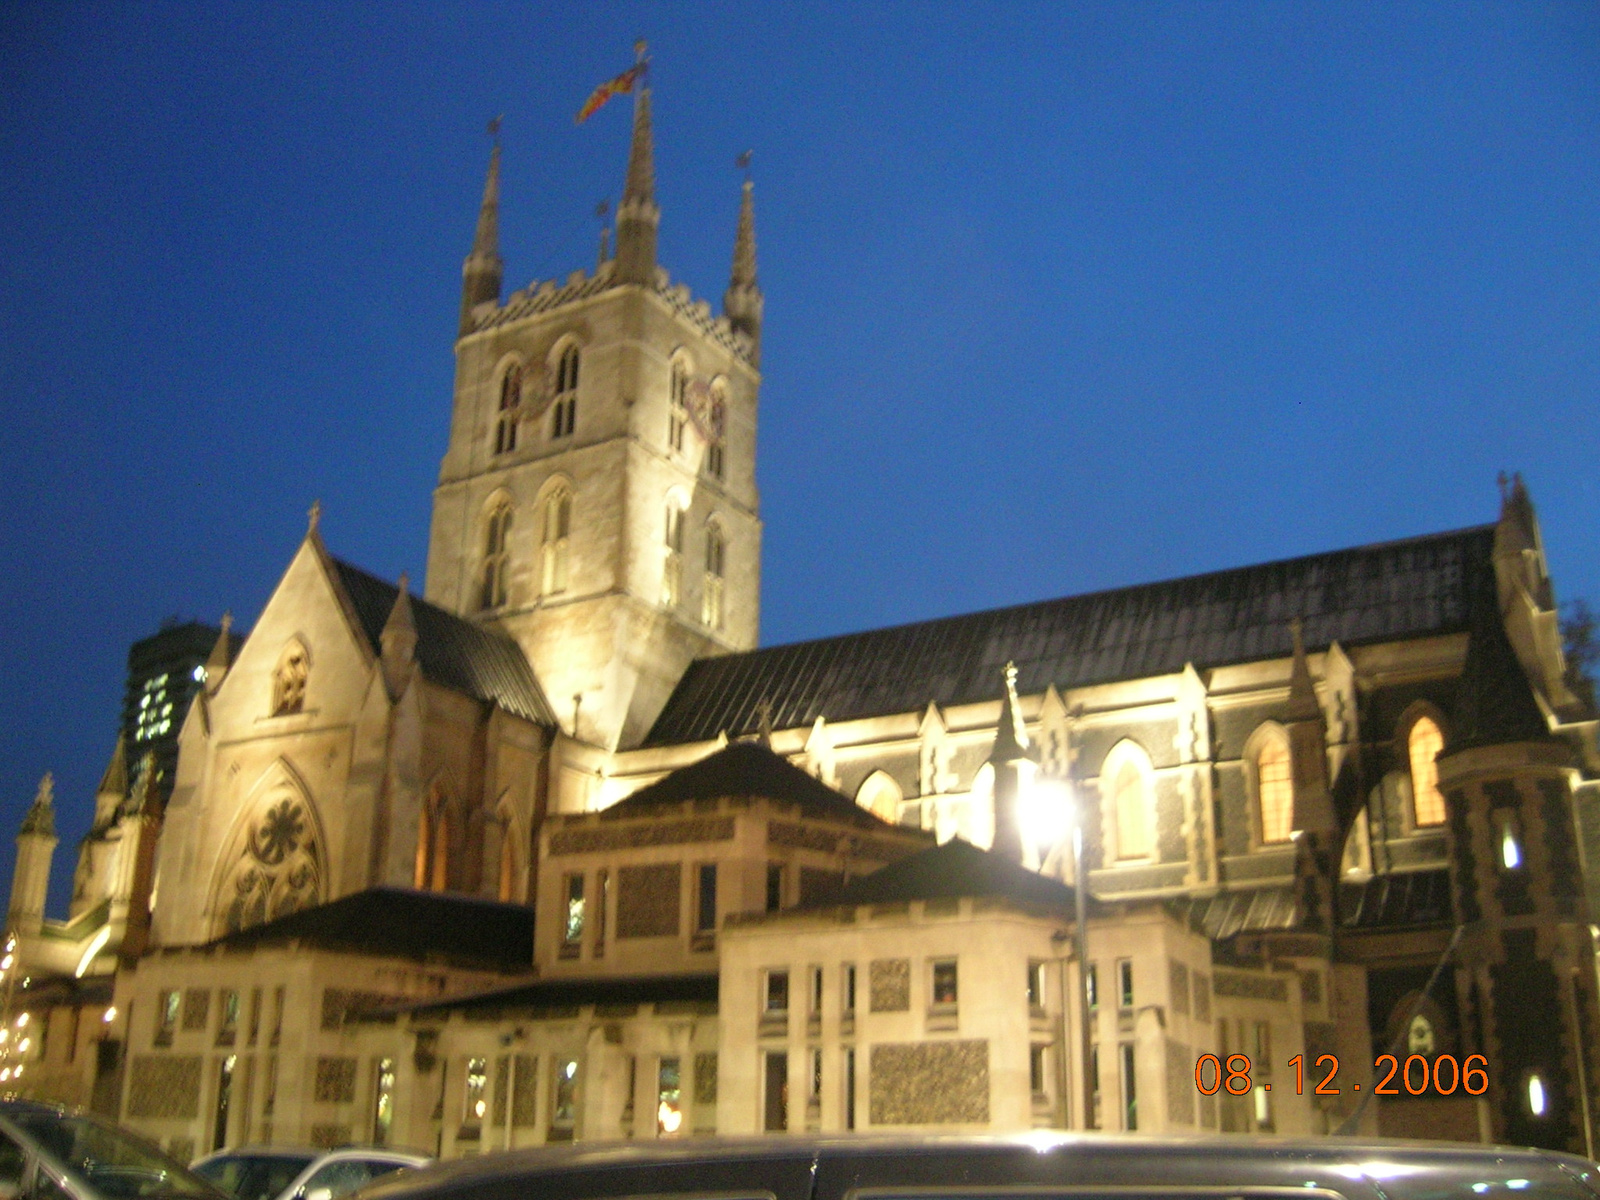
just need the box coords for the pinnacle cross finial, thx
[308,499,321,534]
[622,83,656,207]
[614,66,660,285]
[460,129,505,334]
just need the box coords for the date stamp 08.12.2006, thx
[1195,1053,1490,1098]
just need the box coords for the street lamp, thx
[1023,777,1095,1131]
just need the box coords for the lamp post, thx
[1024,778,1095,1130]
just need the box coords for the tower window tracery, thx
[271,641,308,716]
[703,522,725,629]
[706,382,727,480]
[551,345,579,439]
[480,499,513,610]
[495,364,522,455]
[669,357,689,453]
[539,485,571,596]
[662,500,685,608]
[1407,715,1446,827]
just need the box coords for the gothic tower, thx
[1439,560,1600,1153]
[425,90,763,751]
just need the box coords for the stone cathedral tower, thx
[424,89,763,751]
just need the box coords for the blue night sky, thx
[1,3,1597,914]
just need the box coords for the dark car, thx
[0,1100,222,1200]
[358,1132,1600,1200]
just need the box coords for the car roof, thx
[357,1132,1600,1200]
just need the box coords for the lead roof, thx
[647,525,1496,746]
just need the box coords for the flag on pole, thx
[576,63,644,124]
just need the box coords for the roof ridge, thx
[709,523,1498,660]
[330,558,522,647]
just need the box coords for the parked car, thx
[359,1131,1600,1200]
[0,1099,222,1200]
[191,1147,429,1200]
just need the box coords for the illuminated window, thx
[414,790,450,892]
[702,523,725,629]
[135,674,174,741]
[480,499,512,610]
[551,345,579,438]
[551,1058,579,1131]
[271,642,307,716]
[657,1056,683,1136]
[1408,1014,1435,1056]
[706,383,727,480]
[1111,759,1150,860]
[495,364,522,455]
[662,501,684,607]
[464,1056,488,1125]
[562,874,585,953]
[539,485,571,596]
[931,960,958,1007]
[1408,716,1446,827]
[668,357,689,453]
[1256,737,1293,843]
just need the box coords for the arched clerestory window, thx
[1255,735,1294,844]
[1101,742,1154,862]
[539,485,571,596]
[702,522,726,629]
[271,640,309,716]
[495,363,523,455]
[479,497,513,610]
[1408,715,1446,827]
[551,345,579,439]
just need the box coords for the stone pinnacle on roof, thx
[459,133,505,335]
[614,82,660,286]
[1285,618,1321,723]
[988,661,1034,767]
[96,734,128,800]
[623,86,655,206]
[205,612,234,693]
[730,178,757,289]
[19,774,55,838]
[1449,563,1553,752]
[381,572,418,696]
[723,173,764,364]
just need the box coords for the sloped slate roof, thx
[209,886,535,971]
[1167,886,1300,940]
[822,837,1089,914]
[1340,868,1455,931]
[1449,566,1552,751]
[400,972,719,1016]
[603,741,892,830]
[647,525,1496,746]
[332,559,556,725]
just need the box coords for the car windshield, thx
[192,1155,317,1200]
[7,1111,218,1200]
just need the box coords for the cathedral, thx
[5,83,1600,1162]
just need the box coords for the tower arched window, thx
[539,485,571,596]
[551,345,579,439]
[479,499,513,611]
[706,382,727,481]
[662,500,685,608]
[702,523,725,629]
[1255,737,1293,844]
[669,357,689,453]
[1408,716,1446,827]
[271,641,308,716]
[495,364,522,455]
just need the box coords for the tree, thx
[1561,598,1598,713]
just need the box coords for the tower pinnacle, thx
[724,175,764,365]
[614,85,660,285]
[459,136,504,336]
